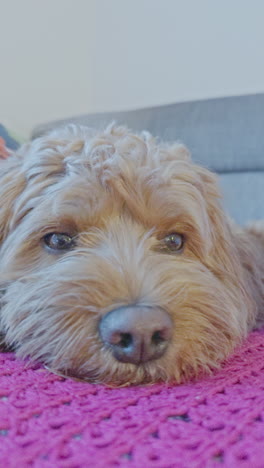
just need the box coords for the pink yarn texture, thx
[1,331,264,468]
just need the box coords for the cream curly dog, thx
[0,124,263,385]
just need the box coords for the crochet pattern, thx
[1,330,264,468]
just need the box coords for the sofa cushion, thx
[219,172,264,225]
[31,94,264,226]
[32,94,264,174]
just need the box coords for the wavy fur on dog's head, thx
[0,124,263,385]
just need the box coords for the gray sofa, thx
[32,94,264,226]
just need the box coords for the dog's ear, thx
[0,153,26,243]
[0,129,75,244]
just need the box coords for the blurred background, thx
[1,0,264,138]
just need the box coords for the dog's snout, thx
[99,306,173,364]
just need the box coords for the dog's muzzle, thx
[99,306,173,365]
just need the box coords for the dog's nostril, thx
[118,333,133,349]
[151,330,166,346]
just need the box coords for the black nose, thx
[99,306,172,364]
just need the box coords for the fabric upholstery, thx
[32,94,264,226]
[32,93,264,173]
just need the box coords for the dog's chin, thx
[41,341,223,387]
[42,352,179,387]
[51,362,173,387]
[46,365,160,387]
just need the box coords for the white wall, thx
[1,0,264,138]
[0,0,95,137]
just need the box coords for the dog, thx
[0,124,263,386]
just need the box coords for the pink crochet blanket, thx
[1,331,264,467]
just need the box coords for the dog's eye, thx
[163,233,184,252]
[43,233,75,251]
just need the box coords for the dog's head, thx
[0,125,255,385]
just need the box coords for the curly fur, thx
[0,124,263,385]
